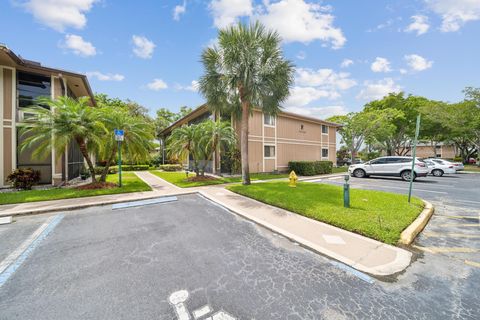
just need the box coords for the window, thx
[436,154,442,157]
[322,125,328,134]
[264,114,275,126]
[17,72,51,109]
[264,145,275,158]
[370,158,387,165]
[386,157,402,163]
[322,148,329,158]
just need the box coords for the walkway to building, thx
[0,171,412,276]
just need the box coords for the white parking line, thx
[352,184,448,194]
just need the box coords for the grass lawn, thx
[332,166,348,173]
[0,172,151,205]
[150,171,289,188]
[464,164,480,172]
[227,182,424,244]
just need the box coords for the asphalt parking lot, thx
[0,192,479,319]
[311,172,480,265]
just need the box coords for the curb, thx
[399,200,434,245]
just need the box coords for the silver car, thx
[348,156,429,181]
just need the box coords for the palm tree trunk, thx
[75,137,96,183]
[100,146,117,182]
[240,99,251,185]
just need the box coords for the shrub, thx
[158,164,183,171]
[288,161,333,176]
[7,168,41,190]
[453,156,463,162]
[121,164,150,171]
[94,166,118,174]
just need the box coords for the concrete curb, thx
[399,200,434,245]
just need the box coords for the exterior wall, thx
[404,145,457,159]
[1,67,15,186]
[242,109,337,173]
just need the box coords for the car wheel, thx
[401,170,416,181]
[432,169,444,177]
[353,169,366,178]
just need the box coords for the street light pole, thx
[408,115,421,203]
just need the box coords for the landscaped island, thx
[227,181,424,244]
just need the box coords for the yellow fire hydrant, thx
[289,170,298,187]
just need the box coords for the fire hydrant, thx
[289,171,298,187]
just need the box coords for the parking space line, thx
[111,196,178,210]
[423,232,480,238]
[438,223,479,227]
[465,260,480,268]
[329,261,375,284]
[437,215,479,220]
[414,246,478,254]
[0,214,64,288]
[351,184,448,194]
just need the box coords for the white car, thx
[423,159,456,177]
[428,158,464,172]
[348,156,429,181]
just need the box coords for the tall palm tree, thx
[167,124,202,176]
[199,120,236,174]
[96,106,154,182]
[19,96,104,182]
[199,22,294,185]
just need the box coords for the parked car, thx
[428,158,464,171]
[337,158,363,166]
[423,159,456,177]
[348,156,429,181]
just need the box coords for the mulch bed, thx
[185,175,219,182]
[75,182,117,190]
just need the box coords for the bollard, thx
[343,174,350,208]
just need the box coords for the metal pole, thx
[344,174,350,208]
[118,140,122,187]
[408,115,421,203]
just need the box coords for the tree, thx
[418,100,451,156]
[18,96,103,182]
[327,113,365,162]
[199,22,294,185]
[167,124,201,175]
[198,121,236,174]
[464,87,480,108]
[96,106,154,182]
[95,93,152,121]
[155,108,177,138]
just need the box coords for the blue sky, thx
[1,0,479,119]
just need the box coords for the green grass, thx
[150,171,289,188]
[0,173,151,205]
[332,166,348,173]
[227,182,424,244]
[464,164,480,172]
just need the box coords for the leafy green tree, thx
[464,87,480,108]
[18,96,104,182]
[95,93,152,121]
[327,113,365,162]
[418,100,451,155]
[199,22,294,185]
[96,106,154,182]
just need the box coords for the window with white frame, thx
[264,145,275,158]
[264,114,276,126]
[321,124,328,134]
[322,148,329,158]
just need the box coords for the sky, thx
[1,0,479,119]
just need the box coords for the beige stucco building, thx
[0,45,95,187]
[161,105,340,173]
[403,143,457,159]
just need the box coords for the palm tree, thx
[18,96,104,182]
[167,124,202,176]
[199,120,236,174]
[199,22,294,185]
[96,106,154,182]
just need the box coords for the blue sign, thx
[114,129,124,136]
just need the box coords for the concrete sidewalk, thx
[0,171,412,276]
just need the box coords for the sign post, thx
[343,174,350,208]
[114,129,124,187]
[408,115,421,203]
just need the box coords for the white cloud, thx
[173,1,187,21]
[404,54,433,71]
[399,68,408,74]
[176,80,199,92]
[132,35,155,59]
[256,0,346,48]
[295,68,357,90]
[284,68,356,107]
[209,0,253,28]
[340,59,353,68]
[23,0,97,32]
[405,15,430,35]
[371,57,392,73]
[296,51,306,60]
[86,71,124,81]
[284,105,348,119]
[357,78,402,100]
[61,34,96,57]
[147,79,168,91]
[426,0,480,32]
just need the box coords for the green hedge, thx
[158,164,183,171]
[288,161,333,176]
[94,165,150,174]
